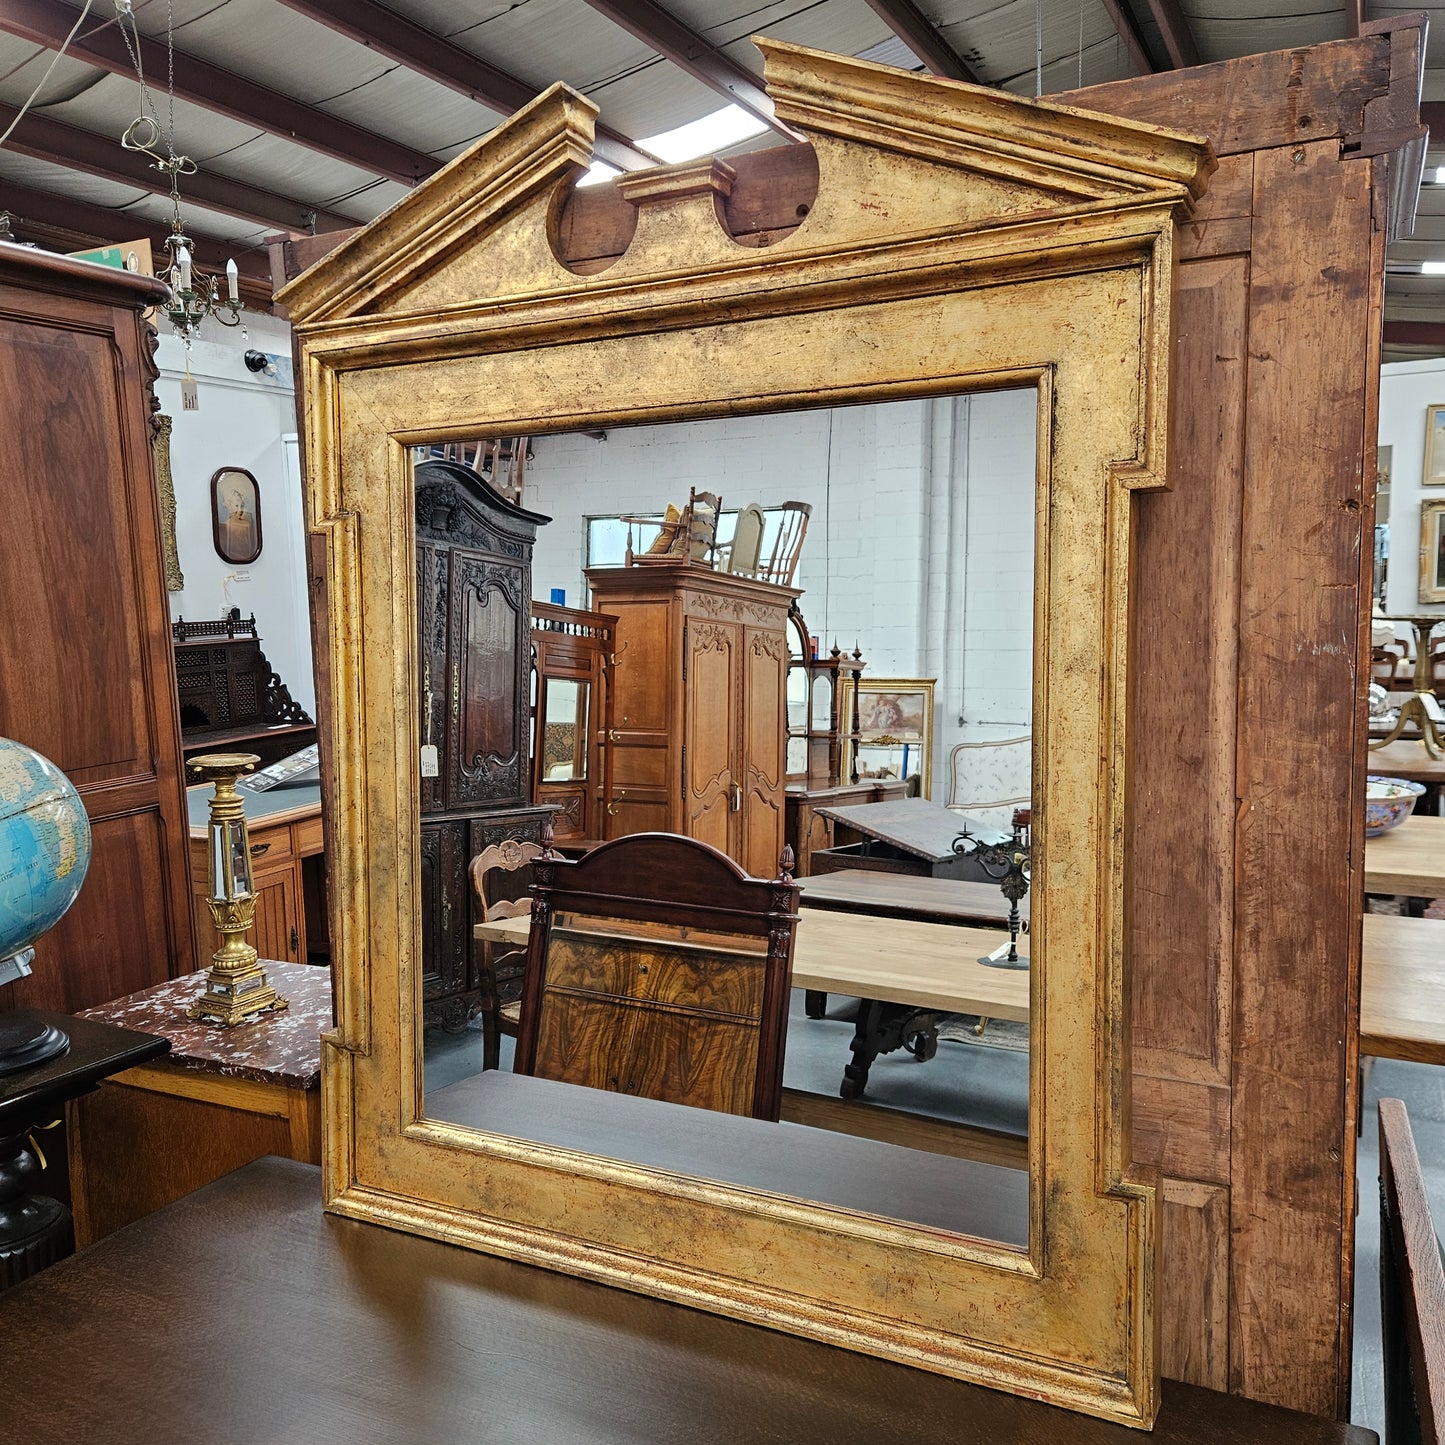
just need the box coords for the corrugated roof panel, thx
[0,145,150,206]
[0,42,105,106]
[313,62,506,157]
[934,0,1145,91]
[1186,1,1341,65]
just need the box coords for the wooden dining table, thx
[1364,814,1445,898]
[1360,913,1445,1066]
[1367,738,1445,787]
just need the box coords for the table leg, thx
[804,990,828,1019]
[0,1128,71,1291]
[840,1001,945,1101]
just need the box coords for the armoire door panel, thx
[742,628,787,877]
[0,316,151,783]
[450,552,525,809]
[7,809,174,1013]
[686,620,739,852]
[610,601,673,733]
[419,820,468,1002]
[416,541,450,813]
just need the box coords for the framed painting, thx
[1419,498,1445,603]
[1424,405,1445,485]
[211,467,262,564]
[843,676,935,797]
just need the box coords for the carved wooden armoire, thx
[585,564,797,880]
[0,245,196,1013]
[414,459,551,1029]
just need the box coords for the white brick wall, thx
[526,390,1037,799]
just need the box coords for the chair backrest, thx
[516,833,799,1121]
[947,735,1032,808]
[727,503,766,576]
[469,838,545,921]
[757,501,811,587]
[686,488,722,565]
[1380,1097,1445,1445]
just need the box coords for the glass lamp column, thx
[187,753,289,1026]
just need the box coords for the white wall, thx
[525,392,1038,795]
[156,309,316,718]
[1379,357,1445,626]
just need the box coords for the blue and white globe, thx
[0,737,91,979]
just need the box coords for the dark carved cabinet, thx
[414,460,550,1029]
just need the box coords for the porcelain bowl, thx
[1365,775,1427,837]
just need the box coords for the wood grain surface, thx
[2,1159,1377,1445]
[1364,815,1445,897]
[1360,914,1445,1065]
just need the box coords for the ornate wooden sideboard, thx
[0,244,196,1011]
[586,563,798,879]
[415,459,552,1029]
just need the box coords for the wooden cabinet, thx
[415,460,551,1029]
[0,245,196,1013]
[585,565,798,879]
[187,789,325,968]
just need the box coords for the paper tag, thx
[181,375,199,410]
[420,743,439,778]
[986,941,1012,962]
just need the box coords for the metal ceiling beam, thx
[1384,321,1445,347]
[1141,0,1200,68]
[0,0,436,185]
[1098,0,1157,75]
[0,102,357,234]
[859,0,981,85]
[271,0,658,172]
[582,0,793,138]
[0,179,273,288]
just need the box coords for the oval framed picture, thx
[211,467,262,564]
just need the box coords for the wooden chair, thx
[723,502,766,576]
[515,833,799,1120]
[686,488,722,566]
[468,838,545,1071]
[1379,1096,1445,1444]
[946,735,1032,838]
[756,501,811,587]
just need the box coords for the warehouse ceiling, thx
[0,1,1439,358]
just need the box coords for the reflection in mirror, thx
[420,389,1036,1248]
[541,678,588,782]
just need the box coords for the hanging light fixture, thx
[114,2,244,346]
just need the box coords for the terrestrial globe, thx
[0,737,92,1074]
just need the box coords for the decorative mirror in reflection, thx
[281,38,1211,1427]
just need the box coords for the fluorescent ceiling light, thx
[577,104,769,187]
[1423,261,1445,275]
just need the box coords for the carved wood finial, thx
[777,844,795,885]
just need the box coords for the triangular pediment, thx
[279,40,1213,330]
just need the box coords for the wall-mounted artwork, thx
[1423,405,1445,485]
[211,467,262,564]
[1419,498,1445,603]
[842,677,935,797]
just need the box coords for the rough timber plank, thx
[1228,138,1372,1417]
[1161,1181,1231,1391]
[1056,34,1393,155]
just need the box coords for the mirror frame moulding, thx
[280,39,1213,1430]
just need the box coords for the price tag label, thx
[419,743,439,778]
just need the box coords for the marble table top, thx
[77,961,331,1090]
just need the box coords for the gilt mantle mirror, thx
[281,40,1212,1430]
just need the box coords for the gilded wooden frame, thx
[281,41,1212,1429]
[842,675,935,797]
[1419,498,1445,603]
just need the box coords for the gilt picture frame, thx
[842,676,935,797]
[279,40,1213,1430]
[1425,405,1445,485]
[1419,497,1445,603]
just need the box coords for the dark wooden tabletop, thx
[0,1011,168,1133]
[0,1158,1377,1444]
[798,868,1030,925]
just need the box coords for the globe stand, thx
[0,950,69,1078]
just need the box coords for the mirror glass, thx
[421,388,1036,1248]
[541,678,588,782]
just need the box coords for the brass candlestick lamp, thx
[187,753,288,1027]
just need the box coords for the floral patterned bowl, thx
[1366,775,1427,837]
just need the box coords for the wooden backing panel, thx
[1160,1182,1231,1391]
[1192,154,1254,221]
[1130,252,1246,1082]
[1132,1074,1231,1185]
[66,1078,302,1246]
[0,313,149,783]
[8,810,175,1012]
[1228,139,1372,1416]
[1178,217,1252,262]
[1056,35,1393,155]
